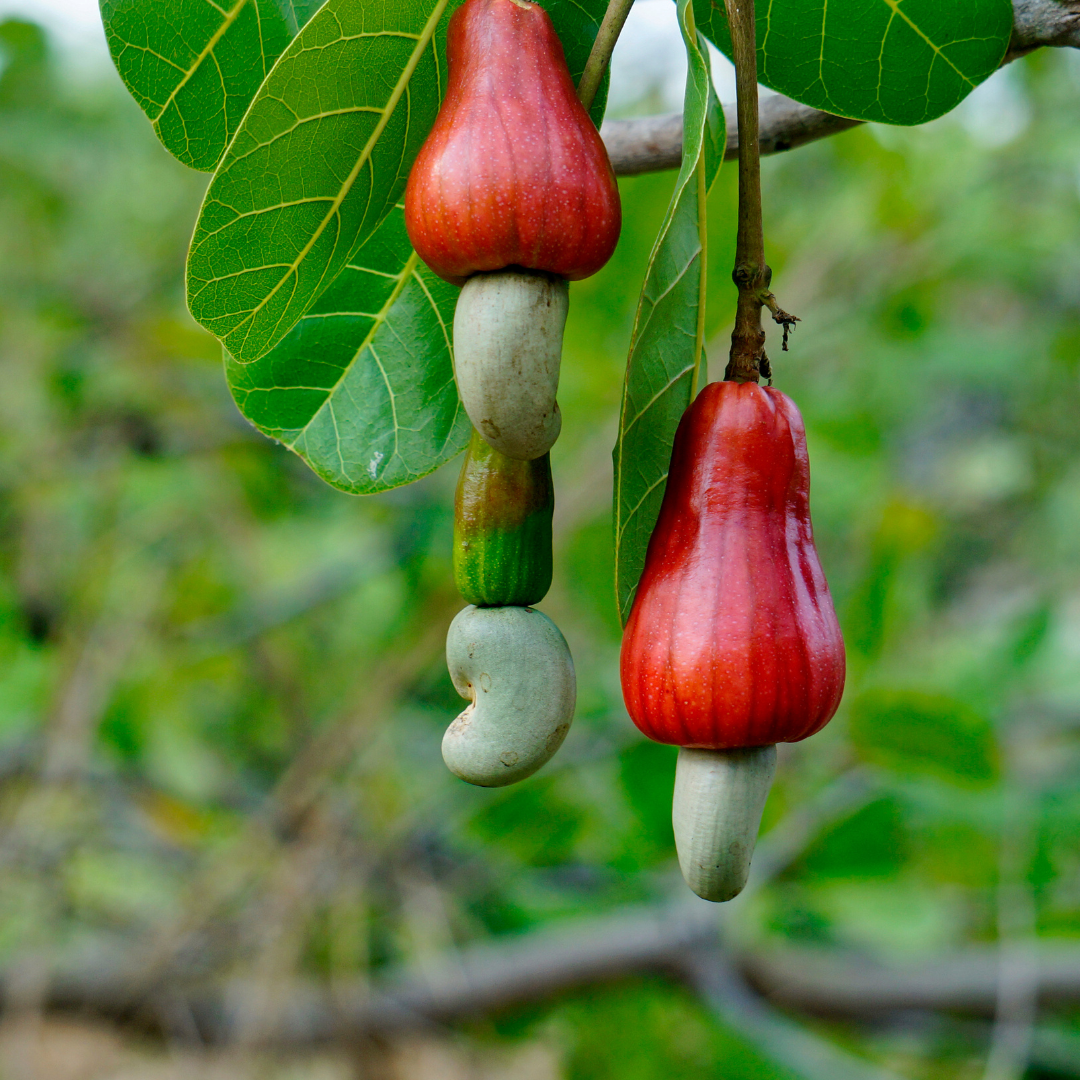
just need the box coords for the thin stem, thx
[577,0,636,112]
[982,749,1038,1080]
[729,2,764,277]
[723,0,767,383]
[690,139,708,400]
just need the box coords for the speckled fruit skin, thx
[404,0,621,285]
[454,429,553,606]
[620,381,846,749]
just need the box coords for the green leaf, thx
[540,0,610,124]
[187,0,610,368]
[226,205,470,494]
[694,0,1013,126]
[612,0,723,625]
[186,0,456,364]
[800,798,908,880]
[201,0,606,492]
[99,0,322,172]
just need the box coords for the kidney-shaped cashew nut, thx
[672,745,777,902]
[444,605,576,787]
[453,270,568,461]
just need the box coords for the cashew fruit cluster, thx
[621,381,846,900]
[405,0,620,786]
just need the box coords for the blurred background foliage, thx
[2,10,1080,1079]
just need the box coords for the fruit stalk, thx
[722,0,797,384]
[576,0,637,112]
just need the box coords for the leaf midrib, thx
[880,0,978,89]
[225,0,453,359]
[285,251,423,449]
[152,0,250,122]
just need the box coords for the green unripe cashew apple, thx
[454,429,554,608]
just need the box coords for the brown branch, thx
[601,0,1080,178]
[744,944,1080,1016]
[1009,0,1080,57]
[4,765,1079,1051]
[601,97,861,177]
[17,920,1080,1045]
[687,948,910,1080]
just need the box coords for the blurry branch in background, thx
[228,809,342,1049]
[15,922,1080,1040]
[0,492,171,867]
[602,0,1080,177]
[981,736,1041,1080]
[602,98,860,176]
[0,772,878,1035]
[687,952,910,1080]
[3,763,1080,1078]
[41,560,165,783]
[116,431,632,1026]
[7,763,1080,1080]
[739,943,1080,1015]
[129,602,458,1005]
[1010,0,1080,55]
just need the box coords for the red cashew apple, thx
[405,0,622,460]
[404,0,621,285]
[620,381,845,900]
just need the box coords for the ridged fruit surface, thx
[404,0,621,285]
[620,381,845,749]
[454,428,553,606]
[452,269,566,460]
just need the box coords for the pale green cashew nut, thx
[453,269,568,461]
[672,745,777,902]
[444,605,576,787]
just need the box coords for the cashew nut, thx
[672,745,777,902]
[453,269,568,460]
[444,605,575,787]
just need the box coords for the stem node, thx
[723,0,799,380]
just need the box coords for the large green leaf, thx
[99,0,323,172]
[695,0,1012,125]
[612,0,723,625]
[186,0,454,364]
[226,206,470,493]
[187,0,609,368]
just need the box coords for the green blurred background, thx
[2,11,1080,1079]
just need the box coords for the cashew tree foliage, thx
[99,0,1014,612]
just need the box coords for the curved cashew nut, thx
[444,605,576,787]
[672,745,777,902]
[453,269,568,460]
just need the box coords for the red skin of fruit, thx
[404,0,621,285]
[620,381,846,750]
